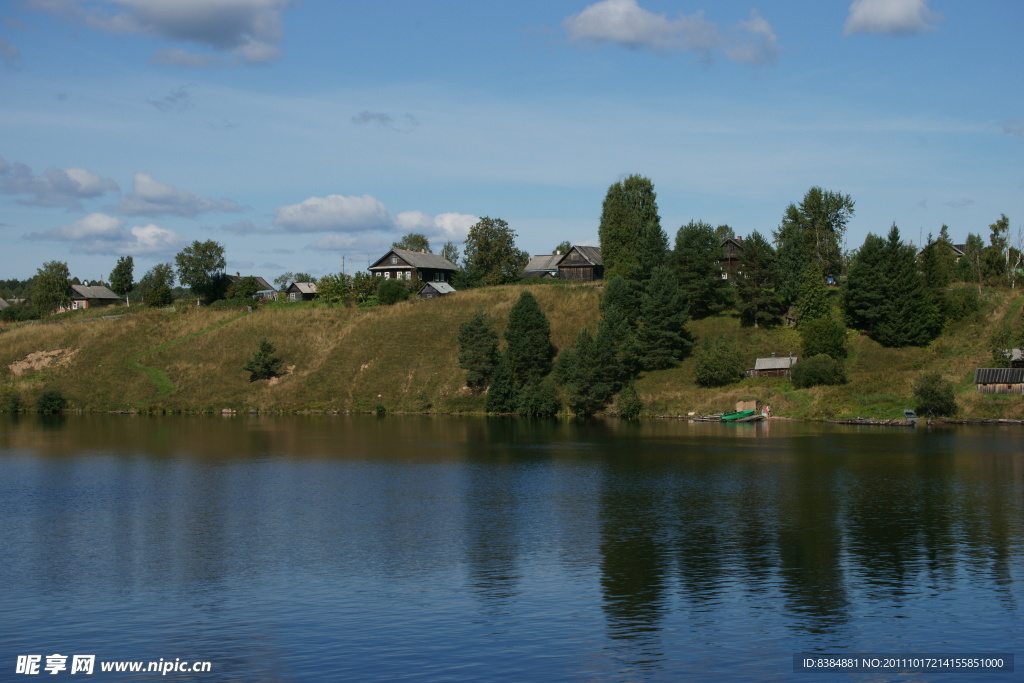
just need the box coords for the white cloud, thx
[24,212,185,255]
[0,158,119,207]
[118,172,241,217]
[274,194,392,232]
[844,0,941,36]
[562,0,779,65]
[150,47,214,68]
[27,0,293,65]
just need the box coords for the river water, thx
[1,415,1021,681]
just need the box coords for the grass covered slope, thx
[1,284,1021,419]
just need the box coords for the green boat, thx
[720,409,757,422]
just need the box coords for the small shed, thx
[286,282,318,302]
[974,368,1024,395]
[746,355,798,379]
[418,282,456,300]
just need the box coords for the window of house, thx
[385,272,391,279]
[390,256,398,265]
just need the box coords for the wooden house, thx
[556,245,603,282]
[521,254,561,279]
[1002,348,1023,368]
[974,368,1024,395]
[227,274,274,291]
[417,282,456,300]
[720,237,743,280]
[368,248,458,283]
[69,284,121,310]
[746,355,798,379]
[286,282,318,302]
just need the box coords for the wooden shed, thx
[286,282,318,301]
[746,355,798,379]
[417,282,456,300]
[974,368,1024,395]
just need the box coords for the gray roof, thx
[228,274,274,291]
[370,248,458,271]
[753,356,798,371]
[1003,348,1023,362]
[288,282,318,294]
[975,368,1024,384]
[422,282,456,295]
[523,254,561,274]
[0,298,7,310]
[559,245,602,266]
[70,284,120,300]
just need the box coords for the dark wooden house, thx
[720,237,743,280]
[286,282,318,301]
[556,246,603,282]
[746,355,798,379]
[974,368,1024,395]
[368,248,458,283]
[417,282,456,300]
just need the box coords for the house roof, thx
[753,356,797,371]
[369,248,458,271]
[228,274,274,291]
[1002,348,1023,362]
[559,245,602,266]
[421,282,456,295]
[0,298,8,310]
[975,368,1024,384]
[288,282,318,294]
[721,236,744,249]
[523,254,561,274]
[71,284,120,300]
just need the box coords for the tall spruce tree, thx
[502,290,554,390]
[919,225,956,291]
[556,327,619,418]
[599,276,643,378]
[457,310,499,391]
[635,265,692,370]
[874,225,942,347]
[843,233,887,332]
[673,220,728,319]
[598,174,661,280]
[954,233,985,288]
[736,231,784,327]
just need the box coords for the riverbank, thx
[1,283,1021,420]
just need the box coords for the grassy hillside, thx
[1,283,1022,420]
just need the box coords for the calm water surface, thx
[1,415,1021,681]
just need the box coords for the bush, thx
[242,338,283,381]
[791,354,846,388]
[377,278,409,305]
[800,317,847,360]
[36,389,68,414]
[1,391,22,412]
[0,302,39,322]
[914,373,958,417]
[147,284,174,307]
[615,383,643,419]
[941,285,982,323]
[517,378,561,417]
[693,336,745,388]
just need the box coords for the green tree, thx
[274,272,315,290]
[175,240,227,303]
[797,262,830,324]
[693,336,745,388]
[736,231,785,327]
[393,233,431,253]
[954,233,985,289]
[503,291,554,388]
[457,309,499,391]
[919,226,956,291]
[598,174,661,280]
[599,276,643,378]
[242,338,283,381]
[377,278,409,305]
[138,263,176,307]
[874,225,942,347]
[843,233,887,332]
[673,220,728,319]
[317,273,352,304]
[440,241,460,266]
[800,317,847,360]
[614,382,643,419]
[516,377,561,417]
[635,265,691,370]
[484,355,517,413]
[791,354,846,388]
[31,261,71,315]
[225,276,259,300]
[556,326,619,417]
[913,373,958,417]
[460,217,529,287]
[774,187,855,302]
[36,389,68,413]
[109,256,134,305]
[553,240,572,255]
[715,224,736,241]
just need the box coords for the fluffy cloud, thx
[274,194,392,233]
[24,212,185,255]
[563,0,779,65]
[118,172,241,217]
[0,158,119,208]
[395,211,478,243]
[28,0,294,65]
[150,47,214,68]
[844,0,941,36]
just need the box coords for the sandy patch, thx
[267,364,296,386]
[8,348,78,376]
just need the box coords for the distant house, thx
[917,242,966,262]
[286,282,318,302]
[521,254,562,279]
[720,237,743,279]
[368,248,458,283]
[418,282,456,300]
[227,273,275,291]
[556,245,603,282]
[0,298,8,311]
[1002,348,1024,368]
[746,355,798,379]
[974,368,1024,395]
[69,284,121,310]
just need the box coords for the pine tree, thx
[457,309,499,391]
[598,276,642,379]
[797,262,830,325]
[673,220,728,319]
[635,265,692,370]
[557,327,619,418]
[598,175,661,280]
[503,291,554,388]
[736,231,785,328]
[920,226,955,291]
[485,355,517,413]
[517,377,561,417]
[243,338,283,381]
[874,225,942,347]
[843,233,887,332]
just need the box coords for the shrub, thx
[517,378,561,417]
[791,354,846,388]
[147,284,174,307]
[941,285,982,323]
[242,338,283,381]
[914,373,958,417]
[800,317,847,359]
[377,278,409,305]
[1,391,22,412]
[0,302,39,322]
[36,389,68,414]
[692,336,745,388]
[615,383,643,419]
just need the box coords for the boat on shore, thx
[720,410,764,422]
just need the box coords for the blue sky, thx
[1,0,1021,282]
